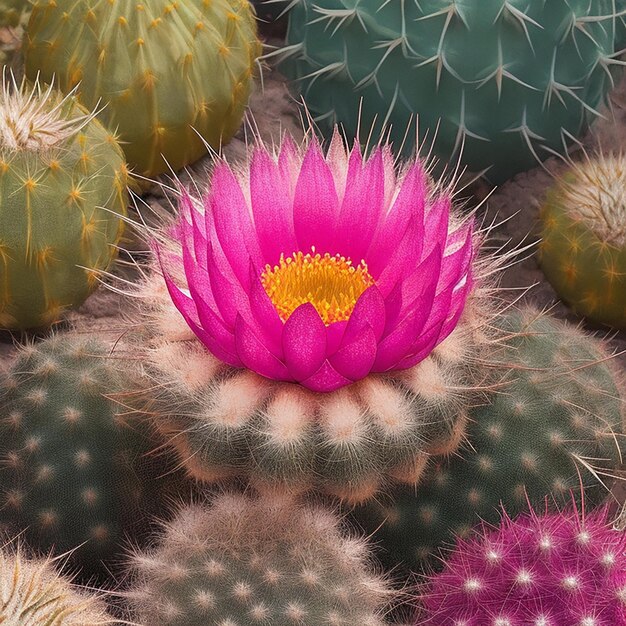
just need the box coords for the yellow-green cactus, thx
[0,76,128,330]
[539,154,626,330]
[24,0,261,177]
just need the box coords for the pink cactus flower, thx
[160,132,475,392]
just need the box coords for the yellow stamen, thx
[260,249,375,325]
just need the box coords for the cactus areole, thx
[24,0,260,177]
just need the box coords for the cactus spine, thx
[25,0,261,177]
[352,308,625,572]
[0,75,128,330]
[540,154,626,330]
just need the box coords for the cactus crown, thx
[557,154,626,247]
[0,72,90,151]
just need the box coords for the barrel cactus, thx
[539,153,626,330]
[0,333,178,577]
[127,492,392,626]
[0,547,114,625]
[280,0,622,184]
[121,128,500,503]
[0,75,127,330]
[352,307,625,572]
[417,505,626,626]
[25,0,260,178]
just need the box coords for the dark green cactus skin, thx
[0,335,177,577]
[282,0,622,184]
[24,0,260,177]
[351,309,625,573]
[0,94,127,331]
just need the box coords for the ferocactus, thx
[25,0,261,177]
[540,153,626,329]
[0,73,127,330]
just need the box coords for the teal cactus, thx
[0,333,177,577]
[539,153,626,330]
[0,75,128,330]
[127,492,392,626]
[24,0,261,178]
[0,546,114,624]
[351,307,625,573]
[280,0,623,183]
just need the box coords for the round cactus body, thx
[352,308,625,573]
[540,155,626,330]
[25,0,260,178]
[0,334,175,576]
[0,78,128,330]
[128,492,391,626]
[0,547,114,625]
[417,506,626,626]
[282,0,621,184]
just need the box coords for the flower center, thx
[260,249,375,325]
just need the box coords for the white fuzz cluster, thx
[559,154,626,247]
[0,547,112,625]
[0,71,91,152]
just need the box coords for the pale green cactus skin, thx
[24,0,261,177]
[281,0,623,183]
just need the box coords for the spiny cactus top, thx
[540,153,626,329]
[161,131,475,392]
[127,492,392,626]
[126,129,492,500]
[0,547,114,625]
[0,74,128,329]
[417,505,626,626]
[281,0,622,183]
[25,0,260,177]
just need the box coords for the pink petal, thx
[394,320,445,370]
[301,360,352,393]
[342,285,386,343]
[329,324,377,380]
[437,224,474,293]
[333,148,384,261]
[278,134,301,203]
[248,262,284,358]
[326,320,347,356]
[422,196,451,259]
[367,161,427,275]
[282,303,327,381]
[293,141,340,254]
[250,147,298,265]
[327,129,350,203]
[180,191,208,270]
[162,271,240,366]
[234,314,291,381]
[209,162,263,287]
[440,278,473,338]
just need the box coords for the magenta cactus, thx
[160,131,474,392]
[418,504,626,626]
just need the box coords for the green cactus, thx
[0,0,28,27]
[125,268,495,503]
[0,76,127,330]
[0,333,178,577]
[351,307,625,573]
[128,492,392,626]
[24,0,260,178]
[280,0,622,184]
[0,546,114,625]
[539,154,626,330]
